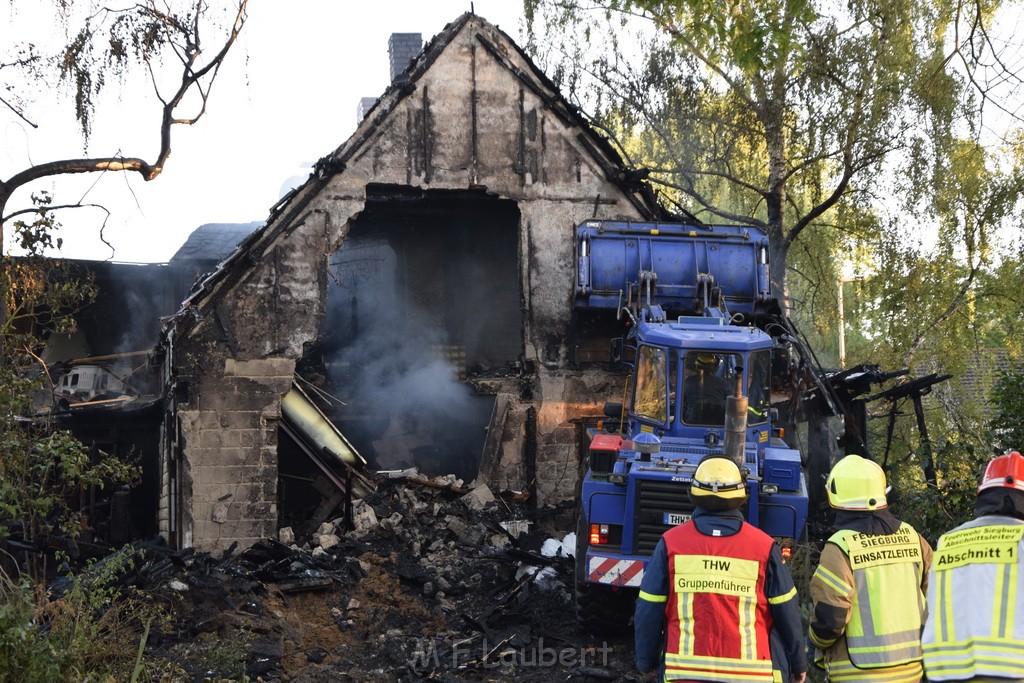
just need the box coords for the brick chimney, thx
[388,32,423,82]
[358,33,424,124]
[356,97,378,123]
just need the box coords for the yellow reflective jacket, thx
[809,522,933,682]
[922,516,1024,681]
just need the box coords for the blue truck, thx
[573,219,813,632]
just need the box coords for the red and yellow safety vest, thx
[663,520,775,682]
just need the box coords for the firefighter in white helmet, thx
[922,449,1024,681]
[808,454,933,682]
[634,455,806,682]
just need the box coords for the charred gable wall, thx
[164,14,648,552]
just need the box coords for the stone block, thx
[194,465,267,485]
[226,501,276,521]
[461,484,495,511]
[223,357,295,379]
[212,503,228,523]
[196,411,224,430]
[220,428,261,449]
[193,447,261,468]
[197,429,223,448]
[318,533,340,550]
[219,411,259,429]
[352,501,378,531]
[190,481,268,508]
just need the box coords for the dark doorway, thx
[298,186,521,483]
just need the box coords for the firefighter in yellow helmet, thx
[808,454,933,682]
[634,455,807,682]
[922,450,1024,681]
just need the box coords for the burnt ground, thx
[122,474,647,682]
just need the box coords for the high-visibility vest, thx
[663,520,775,682]
[922,517,1024,681]
[829,523,927,668]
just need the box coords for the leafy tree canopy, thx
[524,0,1024,308]
[990,364,1024,450]
[525,0,1024,530]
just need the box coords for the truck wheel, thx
[574,514,635,635]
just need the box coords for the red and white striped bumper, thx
[587,555,644,586]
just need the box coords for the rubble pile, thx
[125,471,639,681]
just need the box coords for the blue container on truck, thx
[573,219,809,632]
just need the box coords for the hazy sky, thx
[3,1,528,262]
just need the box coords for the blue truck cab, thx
[573,220,808,632]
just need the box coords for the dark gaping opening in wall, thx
[572,308,630,368]
[284,185,522,527]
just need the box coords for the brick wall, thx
[389,32,422,82]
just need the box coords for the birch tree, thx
[0,0,249,250]
[525,0,1024,307]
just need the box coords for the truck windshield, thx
[633,345,669,424]
[682,352,739,426]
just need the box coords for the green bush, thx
[990,366,1024,453]
[888,440,986,545]
[0,548,168,682]
[0,573,63,682]
[0,197,138,578]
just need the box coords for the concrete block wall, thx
[173,358,295,551]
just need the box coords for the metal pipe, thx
[596,226,750,240]
[724,367,748,467]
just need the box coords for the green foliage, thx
[0,573,63,682]
[170,627,254,682]
[0,425,140,545]
[526,0,1024,550]
[525,0,1024,315]
[0,548,170,682]
[990,364,1024,451]
[0,196,137,562]
[49,1,239,143]
[888,440,987,544]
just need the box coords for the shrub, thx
[0,548,168,682]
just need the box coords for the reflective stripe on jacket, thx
[922,515,1024,681]
[831,523,927,667]
[663,520,775,681]
[809,521,931,682]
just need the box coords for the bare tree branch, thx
[0,94,38,128]
[0,0,249,253]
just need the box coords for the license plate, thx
[663,513,691,526]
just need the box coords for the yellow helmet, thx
[696,353,719,369]
[689,456,747,511]
[826,454,888,511]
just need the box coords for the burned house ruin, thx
[159,13,677,551]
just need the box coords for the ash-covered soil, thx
[124,473,646,682]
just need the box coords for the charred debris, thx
[93,470,636,682]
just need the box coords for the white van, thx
[56,365,129,402]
